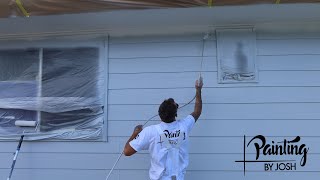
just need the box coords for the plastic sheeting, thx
[0,0,314,18]
[216,28,258,83]
[0,47,105,140]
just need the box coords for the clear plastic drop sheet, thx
[0,47,105,140]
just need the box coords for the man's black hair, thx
[158,98,178,123]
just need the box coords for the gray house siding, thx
[1,27,320,180]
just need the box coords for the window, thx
[0,39,106,140]
[216,28,258,83]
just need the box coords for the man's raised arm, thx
[191,77,203,122]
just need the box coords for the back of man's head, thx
[158,98,178,123]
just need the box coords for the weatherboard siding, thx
[1,31,320,180]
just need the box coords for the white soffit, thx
[0,3,320,37]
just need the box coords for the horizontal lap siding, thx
[106,33,320,179]
[108,103,320,120]
[1,32,320,180]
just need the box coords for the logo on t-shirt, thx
[158,129,186,147]
[163,130,181,138]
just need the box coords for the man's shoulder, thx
[178,115,195,123]
[145,124,160,129]
[177,115,196,131]
[142,124,159,135]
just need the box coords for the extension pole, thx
[7,135,24,180]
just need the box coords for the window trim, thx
[216,27,258,84]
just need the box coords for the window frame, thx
[0,36,109,141]
[216,27,258,84]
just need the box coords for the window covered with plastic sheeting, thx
[0,40,107,140]
[216,28,258,83]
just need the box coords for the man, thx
[124,78,203,180]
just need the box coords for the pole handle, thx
[17,135,24,149]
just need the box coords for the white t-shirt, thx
[129,115,195,180]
